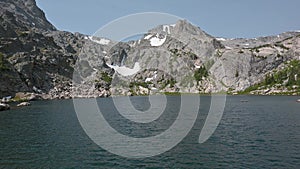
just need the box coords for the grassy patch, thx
[163,92,181,96]
[100,72,112,83]
[129,81,150,89]
[11,95,29,102]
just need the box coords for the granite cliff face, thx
[0,0,300,100]
[0,0,55,34]
[0,0,84,99]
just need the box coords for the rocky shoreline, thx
[1,89,299,111]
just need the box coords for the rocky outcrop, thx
[0,103,10,111]
[0,0,56,34]
[0,0,299,99]
[75,19,299,96]
[0,0,86,98]
[13,92,42,101]
[17,101,30,107]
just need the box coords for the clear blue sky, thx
[36,0,300,38]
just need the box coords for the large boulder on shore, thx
[17,102,31,107]
[14,92,42,101]
[0,103,10,111]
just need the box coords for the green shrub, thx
[130,81,149,88]
[194,66,208,81]
[101,72,112,83]
[160,78,176,89]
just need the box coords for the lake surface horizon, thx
[0,95,299,168]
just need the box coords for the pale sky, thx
[36,0,300,38]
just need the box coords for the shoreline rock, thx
[13,92,43,101]
[17,102,31,107]
[0,103,10,111]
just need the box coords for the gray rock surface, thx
[0,0,56,34]
[0,103,10,111]
[17,101,31,107]
[1,0,300,98]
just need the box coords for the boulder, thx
[1,96,12,103]
[14,92,42,101]
[17,102,31,107]
[138,86,149,95]
[0,103,10,111]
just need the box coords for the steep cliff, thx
[0,0,85,98]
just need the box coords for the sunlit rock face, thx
[1,0,300,98]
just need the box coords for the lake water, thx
[0,96,299,168]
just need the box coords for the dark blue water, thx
[0,96,299,168]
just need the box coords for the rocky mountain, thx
[0,0,55,35]
[0,0,300,100]
[0,0,84,99]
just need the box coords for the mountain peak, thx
[147,19,212,39]
[173,19,211,37]
[0,0,56,32]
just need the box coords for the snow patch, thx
[150,34,166,47]
[225,46,232,49]
[151,87,158,90]
[98,38,110,45]
[195,65,201,69]
[129,41,136,47]
[145,77,153,82]
[145,71,158,82]
[216,38,226,41]
[102,51,107,54]
[106,62,140,76]
[144,34,153,40]
[170,24,176,27]
[88,36,110,45]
